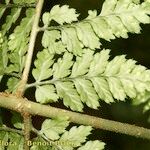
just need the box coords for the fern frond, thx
[55,81,84,112]
[58,125,92,148]
[42,30,66,54]
[42,5,79,26]
[40,117,69,140]
[53,52,73,79]
[8,8,35,53]
[35,85,58,104]
[31,119,104,150]
[32,49,150,111]
[5,8,35,79]
[42,0,150,55]
[1,8,21,35]
[0,131,24,149]
[32,49,54,81]
[7,77,20,92]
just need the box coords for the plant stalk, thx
[0,94,150,141]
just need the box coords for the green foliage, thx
[58,125,92,149]
[33,49,150,111]
[42,5,79,26]
[1,8,21,35]
[35,85,58,104]
[31,118,104,150]
[32,49,54,81]
[0,6,35,86]
[8,9,34,53]
[1,0,150,149]
[42,0,150,55]
[40,117,69,140]
[0,131,24,150]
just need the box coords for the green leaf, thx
[41,1,150,56]
[74,79,99,109]
[8,8,35,54]
[6,52,21,74]
[42,30,66,54]
[7,133,24,150]
[53,52,73,79]
[0,131,23,150]
[40,117,69,140]
[31,48,150,110]
[75,22,100,49]
[88,49,110,76]
[91,77,114,103]
[106,77,126,101]
[2,8,21,35]
[42,13,50,25]
[78,140,105,150]
[100,0,150,35]
[32,49,54,81]
[55,82,83,112]
[35,85,58,104]
[11,112,23,129]
[61,27,83,56]
[48,5,79,25]
[7,77,20,92]
[58,126,92,149]
[71,49,93,77]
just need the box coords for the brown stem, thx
[0,94,150,141]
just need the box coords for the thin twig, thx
[0,94,150,141]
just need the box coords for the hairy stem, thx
[0,94,150,141]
